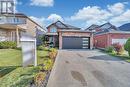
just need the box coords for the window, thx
[50,27,57,33]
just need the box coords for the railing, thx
[0,16,26,24]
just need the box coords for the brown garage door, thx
[62,36,90,49]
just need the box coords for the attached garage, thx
[58,30,93,49]
[62,36,90,49]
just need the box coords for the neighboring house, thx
[0,13,45,46]
[46,21,93,49]
[85,24,99,32]
[119,23,130,31]
[0,0,45,46]
[90,22,130,48]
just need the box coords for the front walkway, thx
[47,50,130,87]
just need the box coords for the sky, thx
[15,0,130,29]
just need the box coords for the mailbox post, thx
[21,36,37,67]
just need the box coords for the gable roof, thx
[99,22,118,30]
[94,22,119,35]
[47,21,80,30]
[85,24,99,31]
[119,23,130,31]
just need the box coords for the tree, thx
[124,38,130,56]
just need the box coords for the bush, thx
[0,41,17,49]
[34,72,46,86]
[43,59,53,71]
[49,48,57,52]
[105,46,115,53]
[37,45,44,50]
[16,47,22,50]
[49,52,57,60]
[124,38,130,56]
[112,43,124,55]
[48,48,57,61]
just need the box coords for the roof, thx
[94,22,119,35]
[94,30,130,36]
[119,23,130,31]
[99,22,119,30]
[85,24,99,31]
[47,21,81,30]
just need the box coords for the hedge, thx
[0,41,17,49]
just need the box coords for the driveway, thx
[47,50,130,87]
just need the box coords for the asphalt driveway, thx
[47,50,130,87]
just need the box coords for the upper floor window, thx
[50,27,57,33]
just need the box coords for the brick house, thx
[87,22,130,49]
[0,0,45,46]
[46,21,93,49]
[0,13,45,46]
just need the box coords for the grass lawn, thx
[0,49,50,87]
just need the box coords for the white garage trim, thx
[112,39,127,45]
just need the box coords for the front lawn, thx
[0,49,50,87]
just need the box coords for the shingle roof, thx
[119,23,130,31]
[94,22,119,35]
[47,21,81,30]
[85,24,99,31]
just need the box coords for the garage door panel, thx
[62,37,90,49]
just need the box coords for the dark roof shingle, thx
[47,21,80,30]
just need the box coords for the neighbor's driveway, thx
[47,50,130,87]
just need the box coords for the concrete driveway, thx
[47,50,130,87]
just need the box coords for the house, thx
[46,21,93,49]
[0,0,45,46]
[0,13,45,46]
[90,22,130,49]
[119,23,130,31]
[85,24,99,32]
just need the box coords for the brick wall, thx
[47,25,58,33]
[109,33,130,45]
[94,34,108,48]
[94,33,130,48]
[59,31,93,49]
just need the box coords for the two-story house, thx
[0,13,45,46]
[0,0,45,46]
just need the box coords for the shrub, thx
[124,38,130,56]
[49,48,57,52]
[37,45,44,50]
[112,43,124,55]
[49,52,57,60]
[16,47,22,50]
[105,46,115,53]
[48,48,57,60]
[34,72,46,86]
[43,59,53,71]
[0,41,17,49]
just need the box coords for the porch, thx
[45,33,59,48]
[0,24,26,46]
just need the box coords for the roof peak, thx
[47,21,80,30]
